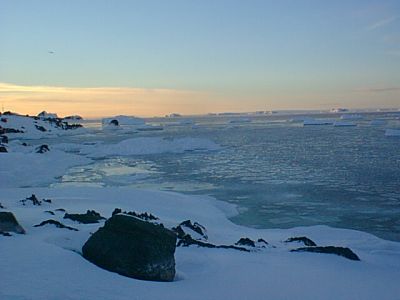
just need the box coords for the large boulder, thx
[0,212,26,234]
[82,214,177,282]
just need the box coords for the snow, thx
[38,111,58,119]
[1,114,86,139]
[0,150,91,188]
[0,187,399,300]
[385,129,400,137]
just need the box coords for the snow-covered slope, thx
[0,187,399,300]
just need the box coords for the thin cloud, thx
[367,16,397,30]
[355,86,400,93]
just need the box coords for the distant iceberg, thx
[102,115,145,126]
[229,118,251,124]
[370,119,386,126]
[385,129,400,137]
[333,121,357,127]
[303,118,334,126]
[340,114,363,120]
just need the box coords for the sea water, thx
[52,114,400,241]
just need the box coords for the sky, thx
[1,0,400,117]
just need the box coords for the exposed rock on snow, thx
[235,237,256,247]
[0,211,26,234]
[20,194,51,206]
[64,115,83,121]
[0,145,7,152]
[82,214,177,282]
[36,144,50,153]
[291,246,360,261]
[176,234,249,252]
[285,236,317,247]
[64,210,106,224]
[112,208,159,221]
[0,135,8,143]
[38,111,58,119]
[173,220,208,240]
[34,219,79,231]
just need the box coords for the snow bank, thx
[0,150,91,188]
[0,113,85,139]
[0,187,399,300]
[80,137,221,158]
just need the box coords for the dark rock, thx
[36,144,50,153]
[34,219,78,231]
[109,119,119,126]
[291,246,360,261]
[55,208,66,212]
[0,202,4,209]
[257,238,269,246]
[0,212,26,234]
[82,214,177,282]
[112,208,158,221]
[235,237,256,247]
[1,118,7,123]
[42,198,52,203]
[0,145,7,153]
[2,128,24,133]
[177,234,249,252]
[22,142,28,146]
[176,220,207,240]
[44,210,55,215]
[1,231,12,236]
[35,125,47,132]
[20,194,42,206]
[64,210,106,224]
[285,236,317,247]
[0,135,8,143]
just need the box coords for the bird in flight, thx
[48,50,55,54]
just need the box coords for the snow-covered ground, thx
[1,187,400,300]
[1,112,400,300]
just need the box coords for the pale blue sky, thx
[0,0,399,116]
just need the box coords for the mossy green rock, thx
[82,214,177,282]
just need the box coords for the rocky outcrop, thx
[36,144,50,153]
[112,208,158,221]
[20,194,52,206]
[177,234,249,252]
[285,236,317,247]
[34,219,78,231]
[0,212,26,234]
[291,246,360,261]
[0,145,7,153]
[82,214,177,282]
[64,210,105,224]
